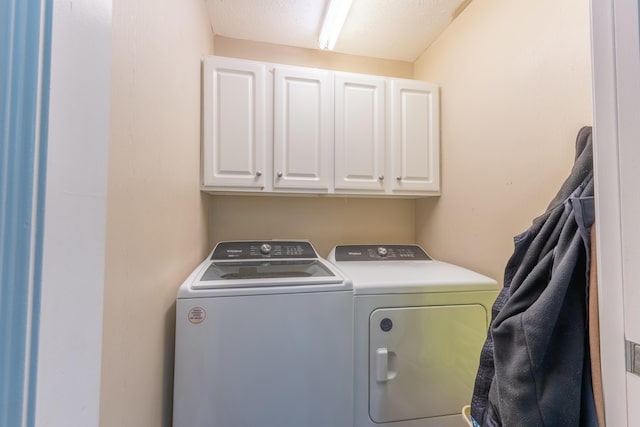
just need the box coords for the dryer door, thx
[369,305,486,423]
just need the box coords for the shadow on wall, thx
[162,301,177,427]
[414,196,439,253]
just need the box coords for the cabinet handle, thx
[378,175,384,181]
[277,171,283,178]
[255,170,262,177]
[396,176,402,181]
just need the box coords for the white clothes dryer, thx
[173,241,353,427]
[328,245,498,427]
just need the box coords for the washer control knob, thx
[260,243,272,255]
[377,247,388,257]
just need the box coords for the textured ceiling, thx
[206,0,470,62]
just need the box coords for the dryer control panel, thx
[333,245,431,261]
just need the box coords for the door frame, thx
[32,1,112,426]
[590,0,630,425]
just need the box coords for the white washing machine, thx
[173,241,353,427]
[327,245,499,427]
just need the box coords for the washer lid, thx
[178,241,351,297]
[201,259,336,282]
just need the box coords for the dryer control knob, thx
[377,247,388,257]
[260,243,272,255]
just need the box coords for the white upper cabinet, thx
[201,56,440,197]
[202,57,267,189]
[390,79,440,193]
[273,66,333,191]
[334,72,386,192]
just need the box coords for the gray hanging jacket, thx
[471,126,596,426]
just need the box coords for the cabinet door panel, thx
[390,80,440,194]
[334,73,385,191]
[273,67,332,190]
[203,57,266,188]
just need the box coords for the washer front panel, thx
[174,291,354,427]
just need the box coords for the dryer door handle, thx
[375,348,397,382]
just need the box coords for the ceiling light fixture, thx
[318,0,353,50]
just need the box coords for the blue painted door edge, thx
[0,0,53,426]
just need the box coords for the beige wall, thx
[214,36,414,78]
[413,0,593,282]
[209,196,415,257]
[100,1,214,426]
[208,38,417,257]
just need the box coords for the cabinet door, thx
[273,66,332,191]
[202,57,266,189]
[389,79,440,194]
[334,73,386,191]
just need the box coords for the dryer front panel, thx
[369,304,486,423]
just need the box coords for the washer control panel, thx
[211,241,318,260]
[333,245,431,261]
